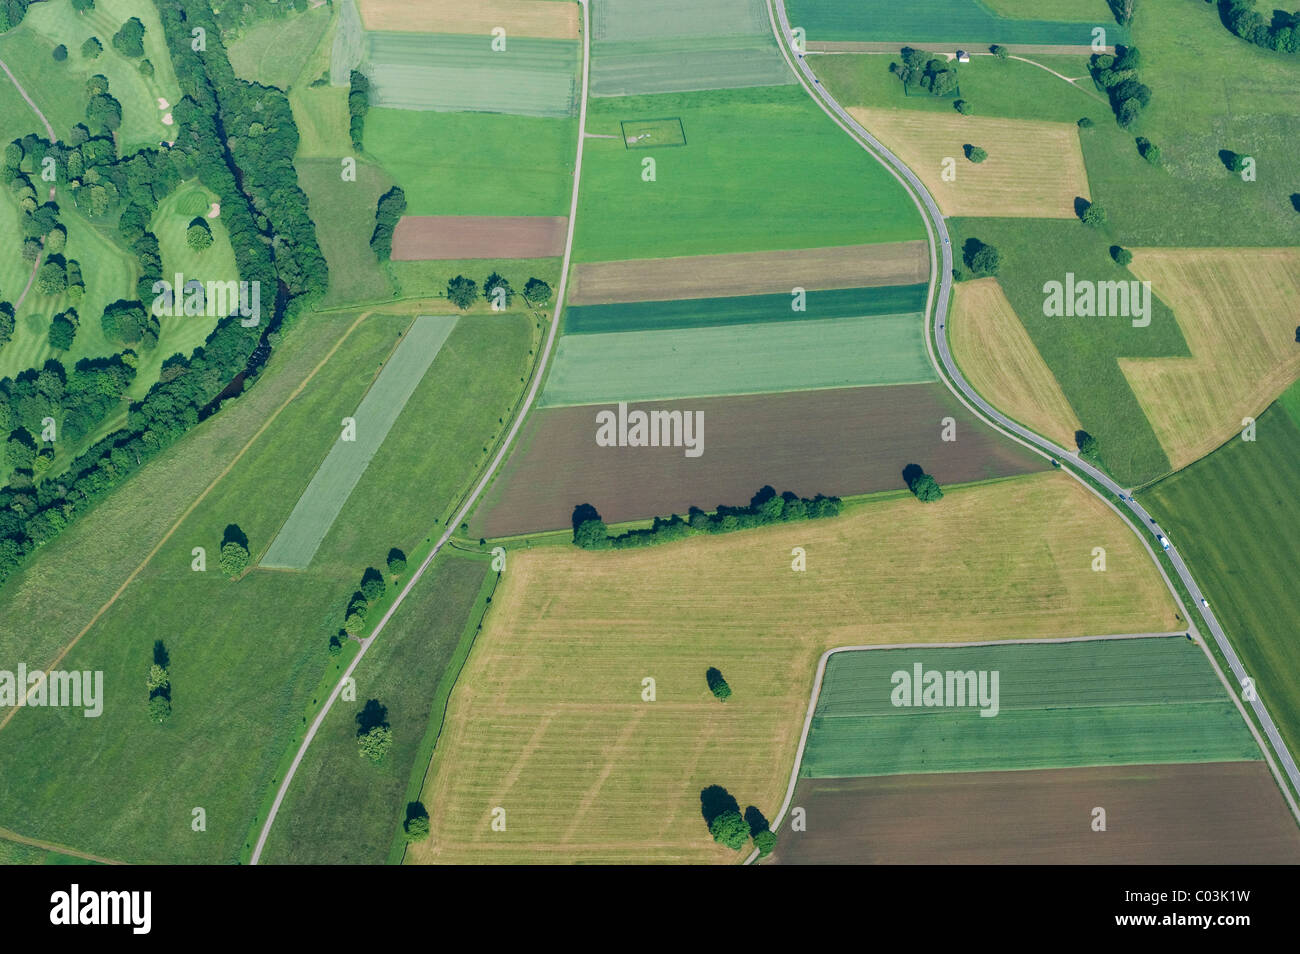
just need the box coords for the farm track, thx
[765,0,1300,835]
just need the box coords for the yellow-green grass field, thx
[950,277,1082,448]
[411,470,1178,864]
[848,107,1090,218]
[227,3,332,91]
[360,0,580,39]
[287,7,351,158]
[297,158,397,308]
[1119,248,1300,473]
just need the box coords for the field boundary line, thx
[0,311,372,733]
[747,631,1201,865]
[248,0,594,865]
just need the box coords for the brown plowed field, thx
[567,241,931,305]
[391,215,568,260]
[360,0,580,38]
[471,382,1045,537]
[770,762,1300,864]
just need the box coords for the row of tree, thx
[446,273,553,310]
[1221,0,1300,53]
[1089,45,1150,128]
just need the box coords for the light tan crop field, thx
[409,471,1177,864]
[950,278,1082,448]
[567,241,931,305]
[1120,248,1300,473]
[359,0,580,38]
[849,107,1090,218]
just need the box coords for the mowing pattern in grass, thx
[564,284,929,334]
[227,4,331,90]
[363,32,578,116]
[258,554,491,864]
[786,0,1127,45]
[539,312,932,406]
[261,315,459,570]
[574,87,925,261]
[1143,395,1300,775]
[801,639,1258,779]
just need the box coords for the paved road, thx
[248,0,594,865]
[768,0,1300,797]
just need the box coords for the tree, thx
[86,91,122,134]
[1077,431,1100,457]
[348,70,370,149]
[138,58,154,78]
[49,312,77,350]
[1081,202,1108,227]
[369,186,406,261]
[1108,0,1137,27]
[1110,245,1133,266]
[1078,116,1094,128]
[709,810,749,850]
[522,277,552,304]
[483,271,513,308]
[905,465,944,502]
[111,17,146,58]
[964,144,987,163]
[186,220,213,251]
[360,567,385,602]
[706,667,732,701]
[990,44,1009,60]
[573,517,609,549]
[5,434,35,470]
[753,829,777,857]
[954,99,972,115]
[357,724,392,763]
[403,803,431,842]
[387,548,407,574]
[446,275,478,310]
[344,613,365,637]
[36,261,67,296]
[147,694,172,723]
[1136,137,1161,165]
[220,540,249,577]
[146,664,170,694]
[52,44,68,62]
[81,36,102,59]
[963,239,1000,277]
[72,0,95,11]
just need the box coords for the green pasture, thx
[539,312,933,406]
[258,554,492,864]
[573,86,925,261]
[297,158,396,308]
[1143,394,1300,771]
[227,3,331,91]
[800,638,1259,778]
[261,314,459,570]
[591,36,792,97]
[786,0,1127,45]
[363,32,578,117]
[364,109,577,217]
[592,0,772,42]
[564,283,929,334]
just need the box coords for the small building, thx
[955,50,971,63]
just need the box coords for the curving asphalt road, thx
[768,0,1300,798]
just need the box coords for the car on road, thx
[1201,598,1209,609]
[1157,534,1170,550]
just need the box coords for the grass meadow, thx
[227,4,332,91]
[297,158,397,308]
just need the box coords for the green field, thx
[386,257,562,311]
[592,0,773,41]
[227,3,332,91]
[800,638,1258,778]
[364,109,577,217]
[620,117,687,148]
[948,217,1187,486]
[297,158,396,308]
[258,554,492,864]
[363,32,578,116]
[564,284,929,334]
[573,86,925,261]
[592,36,793,97]
[261,314,460,570]
[540,312,933,406]
[1143,394,1300,771]
[786,0,1127,45]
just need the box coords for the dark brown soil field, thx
[768,762,1300,864]
[471,382,1045,538]
[391,215,568,260]
[567,241,930,305]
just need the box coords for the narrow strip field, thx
[564,284,928,334]
[360,0,580,38]
[539,313,932,406]
[414,472,1177,863]
[261,315,459,569]
[473,383,1045,538]
[392,216,569,260]
[770,763,1300,864]
[568,241,930,304]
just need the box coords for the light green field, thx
[592,0,772,41]
[15,0,182,151]
[591,36,793,98]
[227,4,332,91]
[261,314,460,570]
[297,158,396,308]
[364,109,576,217]
[574,86,925,261]
[364,32,578,116]
[800,638,1259,778]
[287,4,350,156]
[258,553,492,864]
[786,0,1127,44]
[539,312,933,406]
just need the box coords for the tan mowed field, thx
[849,107,1089,218]
[360,0,580,38]
[410,471,1177,864]
[1120,248,1300,473]
[950,278,1082,448]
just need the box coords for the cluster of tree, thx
[1078,198,1108,227]
[356,699,392,763]
[348,70,370,150]
[1107,0,1137,26]
[1089,45,1150,127]
[337,566,388,648]
[990,44,1009,60]
[572,486,843,551]
[904,464,944,502]
[889,47,960,96]
[147,640,172,724]
[447,273,552,311]
[1135,136,1162,166]
[81,36,102,60]
[85,74,123,136]
[369,186,406,261]
[0,300,15,352]
[1221,0,1300,53]
[961,237,1000,277]
[207,0,308,36]
[1076,430,1100,458]
[111,16,147,59]
[0,0,32,33]
[702,786,777,856]
[48,309,78,351]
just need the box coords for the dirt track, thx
[391,215,569,260]
[770,761,1300,864]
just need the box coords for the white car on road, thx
[1157,534,1170,551]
